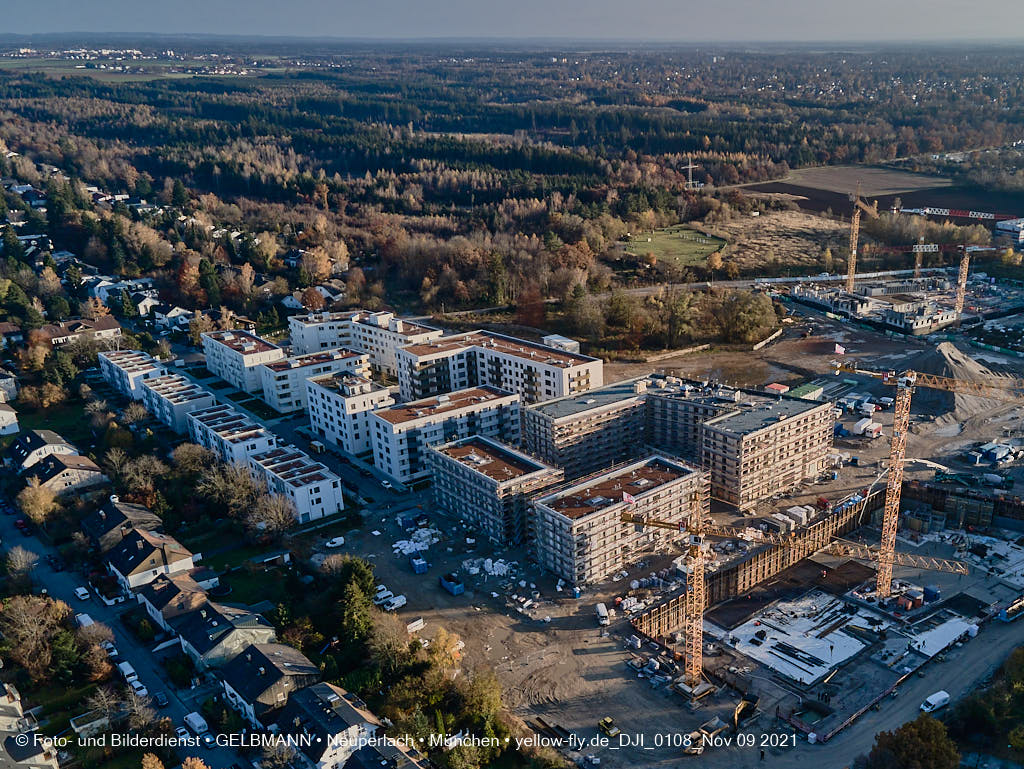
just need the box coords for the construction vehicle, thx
[598,717,621,738]
[834,361,1024,596]
[846,183,879,292]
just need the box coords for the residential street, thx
[0,511,244,769]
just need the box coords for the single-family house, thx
[136,572,210,633]
[106,529,195,592]
[10,429,78,472]
[273,683,380,769]
[219,643,321,729]
[170,601,276,670]
[0,404,17,436]
[32,454,109,495]
[81,496,163,553]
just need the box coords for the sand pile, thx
[906,342,1005,421]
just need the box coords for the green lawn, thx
[222,568,289,606]
[202,544,273,573]
[18,401,93,446]
[624,224,726,268]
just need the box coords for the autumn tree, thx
[80,297,110,320]
[188,313,214,347]
[172,443,215,476]
[299,247,331,284]
[17,478,59,529]
[301,287,326,311]
[0,595,72,682]
[245,493,298,540]
[197,462,265,519]
[140,753,166,769]
[182,758,211,769]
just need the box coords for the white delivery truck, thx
[184,711,209,735]
[595,603,610,626]
[920,690,950,713]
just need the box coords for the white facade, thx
[187,404,279,465]
[140,374,218,434]
[0,404,17,436]
[288,310,442,376]
[258,349,370,413]
[395,331,603,404]
[248,447,345,524]
[307,374,395,457]
[202,330,286,393]
[370,386,521,485]
[98,349,167,400]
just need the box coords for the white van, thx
[75,613,94,628]
[920,690,950,713]
[117,661,138,683]
[595,603,610,626]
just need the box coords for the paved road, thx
[0,512,242,769]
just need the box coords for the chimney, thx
[258,666,266,676]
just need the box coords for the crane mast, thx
[954,248,971,316]
[878,376,914,597]
[845,184,878,292]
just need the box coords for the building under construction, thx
[646,379,834,510]
[531,455,709,585]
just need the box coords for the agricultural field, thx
[623,224,726,269]
[784,165,953,196]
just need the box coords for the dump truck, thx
[598,717,621,738]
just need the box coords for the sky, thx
[4,0,1024,42]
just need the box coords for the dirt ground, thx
[782,166,952,197]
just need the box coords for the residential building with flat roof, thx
[646,377,833,510]
[202,329,286,393]
[370,386,520,485]
[428,436,563,546]
[288,310,443,376]
[140,374,218,434]
[248,446,344,524]
[396,330,602,404]
[523,376,649,479]
[187,404,279,465]
[258,348,370,413]
[532,455,708,585]
[306,374,395,458]
[98,349,166,400]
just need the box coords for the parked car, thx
[325,536,345,549]
[383,594,407,611]
[373,590,394,606]
[381,480,394,490]
[201,733,216,749]
[359,469,372,478]
[153,691,169,708]
[14,519,30,536]
[130,680,148,697]
[175,727,190,741]
[74,586,91,600]
[100,640,118,658]
[46,555,65,572]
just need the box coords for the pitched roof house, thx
[31,454,109,495]
[81,496,163,553]
[106,529,195,591]
[219,643,321,728]
[169,601,276,671]
[10,429,78,472]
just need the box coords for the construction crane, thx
[621,510,968,689]
[846,184,879,292]
[895,205,1018,222]
[856,241,994,310]
[834,362,1024,597]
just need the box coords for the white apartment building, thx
[140,374,218,434]
[288,310,443,376]
[187,404,279,465]
[98,349,167,400]
[396,331,602,404]
[248,446,345,524]
[370,386,521,485]
[532,455,709,585]
[257,348,370,413]
[202,330,286,393]
[306,373,395,458]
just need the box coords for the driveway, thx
[0,513,243,769]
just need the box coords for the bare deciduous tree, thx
[5,545,38,579]
[246,493,297,540]
[16,478,59,528]
[172,443,215,475]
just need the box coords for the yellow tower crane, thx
[621,511,968,689]
[846,183,879,293]
[834,362,1024,597]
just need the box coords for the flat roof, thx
[203,329,281,356]
[144,374,213,403]
[374,385,515,425]
[250,446,338,489]
[100,349,163,373]
[401,331,597,367]
[262,348,364,372]
[528,376,646,420]
[433,436,553,482]
[307,372,387,394]
[540,456,696,520]
[189,404,274,444]
[290,309,439,337]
